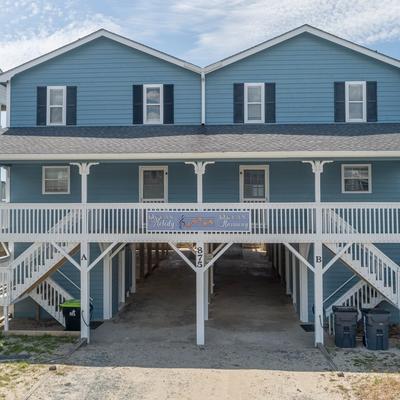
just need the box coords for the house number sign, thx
[146,211,251,233]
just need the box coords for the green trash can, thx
[362,309,390,350]
[332,306,358,348]
[60,299,82,331]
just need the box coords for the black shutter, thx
[163,84,174,124]
[334,82,345,122]
[36,87,47,126]
[367,81,377,122]
[66,86,77,125]
[265,83,276,123]
[132,84,143,124]
[233,83,244,123]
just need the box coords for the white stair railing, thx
[29,277,73,326]
[1,211,80,305]
[324,212,399,306]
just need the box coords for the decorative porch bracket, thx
[185,161,215,203]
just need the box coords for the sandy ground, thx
[3,248,400,399]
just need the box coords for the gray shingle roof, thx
[1,124,400,159]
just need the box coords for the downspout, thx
[201,71,205,125]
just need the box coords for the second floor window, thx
[244,83,265,123]
[144,84,163,124]
[345,81,366,122]
[46,86,66,125]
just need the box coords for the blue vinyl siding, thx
[206,33,400,124]
[11,37,201,127]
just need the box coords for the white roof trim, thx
[0,29,202,82]
[0,150,400,161]
[204,24,400,73]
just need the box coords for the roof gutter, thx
[1,150,400,161]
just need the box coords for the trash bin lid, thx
[332,306,357,313]
[60,299,80,308]
[362,308,390,315]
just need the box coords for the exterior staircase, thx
[0,213,80,326]
[29,277,73,326]
[324,212,399,332]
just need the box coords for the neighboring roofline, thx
[204,24,400,73]
[0,29,202,82]
[1,150,400,161]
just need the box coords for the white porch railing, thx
[1,202,400,243]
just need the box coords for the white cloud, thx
[180,0,400,65]
[1,0,400,70]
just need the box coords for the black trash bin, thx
[332,306,358,348]
[362,309,390,350]
[60,300,93,331]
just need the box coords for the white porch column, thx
[204,244,209,321]
[299,243,309,323]
[292,252,297,308]
[102,245,112,320]
[72,162,98,343]
[118,249,126,305]
[130,243,137,294]
[303,160,332,346]
[285,247,291,295]
[196,242,205,345]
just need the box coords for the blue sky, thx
[0,0,400,71]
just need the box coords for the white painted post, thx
[292,252,297,308]
[130,244,136,294]
[314,241,324,345]
[204,244,209,320]
[72,162,98,343]
[285,247,291,295]
[303,160,332,346]
[119,249,126,304]
[80,240,91,342]
[196,242,205,345]
[101,244,112,320]
[3,305,8,331]
[299,243,309,323]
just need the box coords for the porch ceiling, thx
[1,123,400,160]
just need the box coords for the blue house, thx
[0,25,400,346]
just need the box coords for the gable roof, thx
[0,29,202,82]
[204,24,400,73]
[1,25,399,83]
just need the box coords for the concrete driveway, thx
[29,249,338,400]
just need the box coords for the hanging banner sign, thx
[146,211,251,233]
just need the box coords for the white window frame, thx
[341,164,372,194]
[244,83,265,124]
[239,165,269,202]
[139,166,168,202]
[42,166,70,195]
[143,84,163,125]
[46,86,67,126]
[345,81,366,123]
